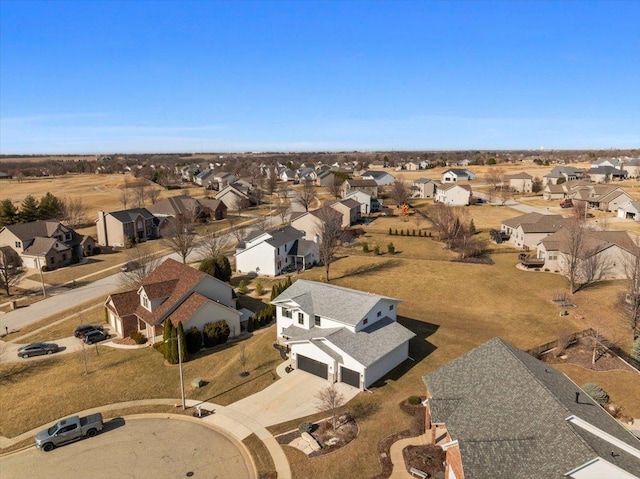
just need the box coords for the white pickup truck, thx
[35,413,104,451]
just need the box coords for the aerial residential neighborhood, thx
[1,2,639,479]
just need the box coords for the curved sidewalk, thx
[0,398,291,479]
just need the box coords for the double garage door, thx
[296,354,361,388]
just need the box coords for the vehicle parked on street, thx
[560,199,573,208]
[17,342,59,358]
[35,413,104,451]
[74,324,104,338]
[83,330,110,344]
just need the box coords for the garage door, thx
[340,366,360,388]
[297,354,328,379]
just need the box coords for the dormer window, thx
[142,294,151,311]
[363,318,368,325]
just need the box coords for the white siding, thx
[290,342,337,380]
[236,241,277,276]
[355,299,398,331]
[365,341,410,387]
[193,276,235,308]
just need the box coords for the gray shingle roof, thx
[2,220,66,241]
[264,226,304,248]
[272,279,400,327]
[422,338,640,479]
[284,317,415,367]
[108,208,155,223]
[501,213,565,233]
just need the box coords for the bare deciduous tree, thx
[146,187,161,205]
[238,343,248,376]
[254,214,271,232]
[118,180,132,209]
[316,384,345,430]
[197,230,230,259]
[62,197,88,229]
[424,204,467,249]
[329,177,343,199]
[485,167,505,193]
[295,180,316,212]
[316,207,343,282]
[118,243,162,288]
[0,247,24,296]
[265,169,278,196]
[389,178,410,206]
[162,208,200,264]
[134,183,147,208]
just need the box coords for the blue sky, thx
[1,0,639,154]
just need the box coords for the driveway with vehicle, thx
[1,417,254,479]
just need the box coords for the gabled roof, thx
[362,170,393,179]
[501,213,565,233]
[340,198,361,209]
[107,208,155,224]
[272,279,400,327]
[505,172,533,180]
[442,169,472,177]
[148,196,200,217]
[414,177,434,184]
[423,337,640,479]
[284,316,415,367]
[544,166,584,178]
[23,237,71,255]
[345,179,378,188]
[105,290,139,318]
[587,166,627,175]
[1,220,68,241]
[131,258,211,326]
[437,183,472,192]
[265,226,304,248]
[541,228,639,257]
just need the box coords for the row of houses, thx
[543,181,634,212]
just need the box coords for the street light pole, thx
[165,336,186,409]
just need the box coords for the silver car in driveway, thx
[17,342,60,358]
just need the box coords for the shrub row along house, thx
[272,280,415,390]
[105,258,241,340]
[422,338,640,479]
[0,220,96,270]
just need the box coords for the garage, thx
[340,366,360,388]
[297,354,328,379]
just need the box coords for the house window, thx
[363,318,368,325]
[389,305,394,311]
[298,313,304,325]
[142,296,150,309]
[314,315,321,326]
[377,311,381,317]
[282,308,292,319]
[14,241,21,248]
[62,254,66,261]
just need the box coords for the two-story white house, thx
[273,280,415,389]
[235,226,319,276]
[435,184,472,206]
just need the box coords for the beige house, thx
[570,185,634,212]
[315,169,335,187]
[623,158,640,179]
[215,184,252,211]
[434,184,472,206]
[504,172,533,193]
[412,178,439,199]
[105,258,240,341]
[290,207,343,242]
[340,178,378,199]
[0,220,95,269]
[500,213,565,250]
[537,229,638,281]
[97,208,158,248]
[328,198,361,227]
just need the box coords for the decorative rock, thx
[191,378,204,388]
[301,432,322,451]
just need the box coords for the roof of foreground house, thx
[2,220,67,241]
[540,228,639,257]
[272,279,400,327]
[422,337,640,479]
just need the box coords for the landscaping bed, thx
[403,444,446,478]
[277,415,359,457]
[541,336,636,373]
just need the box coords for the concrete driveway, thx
[227,369,360,427]
[0,417,254,479]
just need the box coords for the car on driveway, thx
[17,342,60,358]
[74,324,104,338]
[83,330,110,344]
[475,198,486,204]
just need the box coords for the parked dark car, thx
[17,342,59,358]
[560,199,573,208]
[74,324,104,338]
[475,198,486,204]
[120,261,141,272]
[83,330,109,344]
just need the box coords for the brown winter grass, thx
[0,326,280,439]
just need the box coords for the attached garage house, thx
[272,280,415,389]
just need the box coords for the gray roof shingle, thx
[422,338,640,478]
